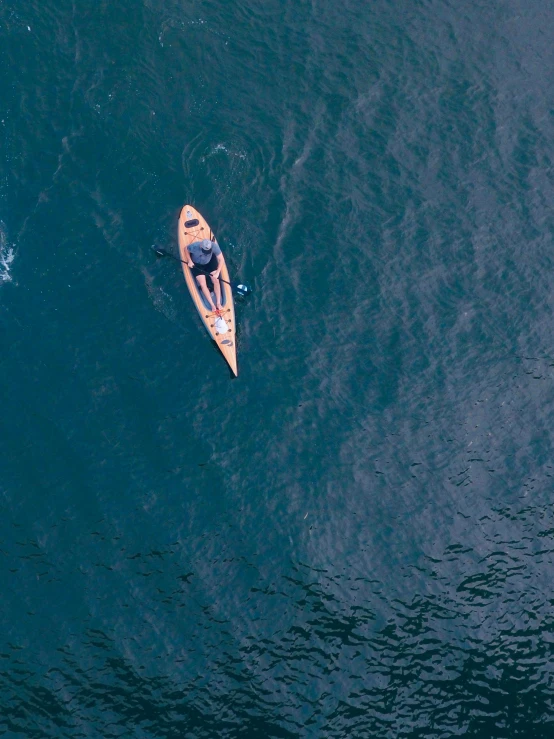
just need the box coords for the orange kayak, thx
[178,204,238,376]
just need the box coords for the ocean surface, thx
[2,0,554,736]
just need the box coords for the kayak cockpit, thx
[192,274,228,311]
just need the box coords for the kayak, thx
[178,204,238,376]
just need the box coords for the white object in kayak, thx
[215,316,228,334]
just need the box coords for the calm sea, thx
[2,0,554,736]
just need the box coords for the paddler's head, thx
[201,239,213,253]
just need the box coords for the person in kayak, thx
[186,238,224,312]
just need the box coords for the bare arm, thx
[212,253,223,277]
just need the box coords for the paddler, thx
[186,238,224,312]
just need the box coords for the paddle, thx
[152,246,252,298]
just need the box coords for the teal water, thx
[2,0,554,736]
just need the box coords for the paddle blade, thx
[234,282,253,298]
[151,245,166,257]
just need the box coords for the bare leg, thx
[211,274,223,310]
[196,275,216,311]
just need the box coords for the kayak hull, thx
[178,204,238,376]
